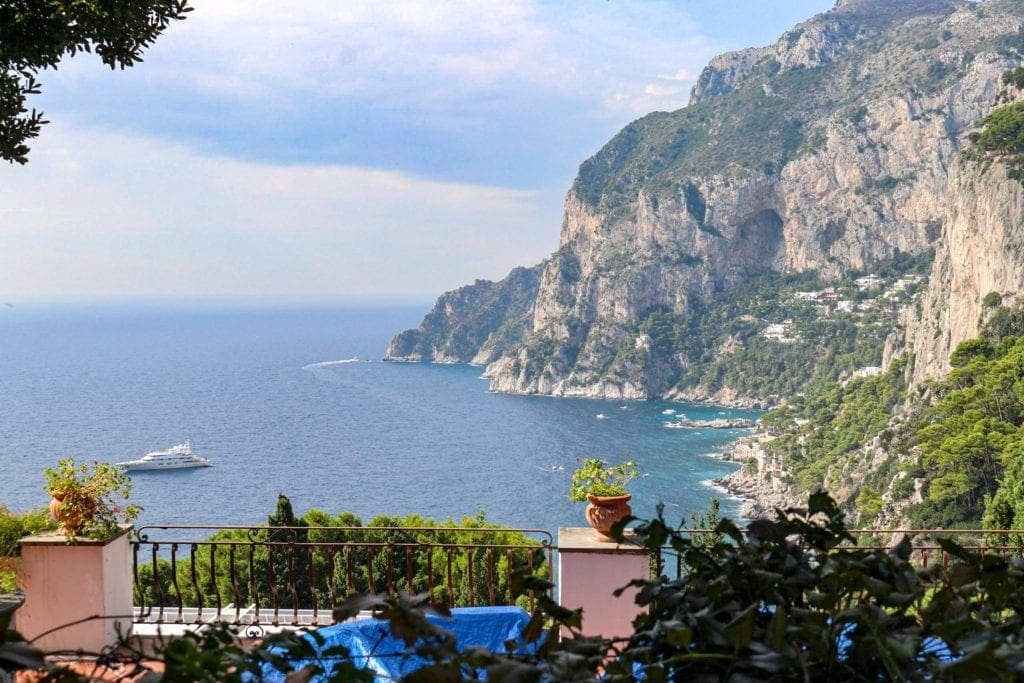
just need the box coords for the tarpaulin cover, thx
[262,606,535,682]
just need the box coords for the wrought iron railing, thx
[654,528,1024,578]
[846,528,1024,567]
[131,525,554,629]
[133,523,1024,630]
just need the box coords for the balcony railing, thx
[654,528,1024,578]
[133,523,1024,631]
[131,524,554,629]
[847,528,1024,567]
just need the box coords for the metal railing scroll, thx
[131,524,555,629]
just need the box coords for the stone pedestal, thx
[18,527,133,654]
[557,527,650,638]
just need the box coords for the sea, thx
[0,303,759,536]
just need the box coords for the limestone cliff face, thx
[888,154,1024,385]
[689,0,964,105]
[777,51,1009,274]
[481,178,787,397]
[388,0,1024,402]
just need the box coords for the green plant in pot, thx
[43,459,141,541]
[569,458,638,538]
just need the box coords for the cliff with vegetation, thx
[386,265,543,365]
[388,0,1023,407]
[385,0,1024,529]
[720,69,1024,527]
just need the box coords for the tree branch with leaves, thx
[0,0,191,163]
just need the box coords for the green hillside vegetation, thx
[970,101,1024,154]
[758,297,1024,530]
[906,305,1024,529]
[967,100,1024,183]
[676,277,894,401]
[767,355,910,495]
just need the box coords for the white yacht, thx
[118,441,212,471]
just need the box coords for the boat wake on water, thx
[302,358,363,370]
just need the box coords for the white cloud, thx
[34,0,727,193]
[5,1,746,303]
[0,123,564,302]
[132,1,563,105]
[644,83,684,97]
[657,68,698,82]
[55,0,718,121]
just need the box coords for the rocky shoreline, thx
[713,435,799,520]
[666,417,756,429]
[663,387,775,410]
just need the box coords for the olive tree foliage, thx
[0,0,191,163]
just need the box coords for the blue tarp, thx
[262,606,535,682]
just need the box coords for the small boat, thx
[118,441,212,471]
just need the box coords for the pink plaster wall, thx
[19,529,133,654]
[557,528,650,639]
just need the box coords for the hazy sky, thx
[0,0,834,305]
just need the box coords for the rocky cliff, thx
[721,124,1024,524]
[385,264,543,365]
[388,0,1024,403]
[887,149,1024,385]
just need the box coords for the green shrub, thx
[983,290,1004,308]
[1002,66,1024,89]
[0,506,55,594]
[969,101,1024,184]
[855,485,884,522]
[0,506,56,557]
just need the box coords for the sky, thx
[0,0,834,306]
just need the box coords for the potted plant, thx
[43,459,141,540]
[569,458,638,538]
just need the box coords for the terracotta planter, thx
[48,493,99,538]
[584,494,632,538]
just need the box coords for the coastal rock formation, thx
[716,437,791,519]
[385,265,542,365]
[388,0,1023,405]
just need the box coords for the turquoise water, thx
[0,304,757,534]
